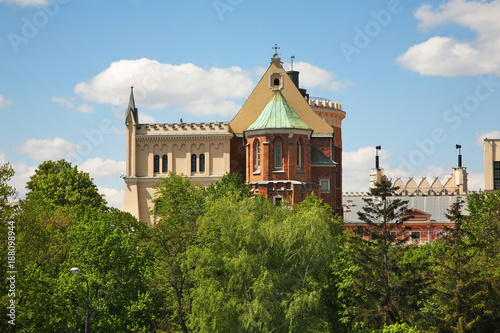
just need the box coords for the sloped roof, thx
[246,91,310,131]
[229,56,333,136]
[342,195,467,224]
[311,146,337,165]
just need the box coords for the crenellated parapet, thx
[135,121,231,138]
[345,174,466,197]
[308,98,345,128]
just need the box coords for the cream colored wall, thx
[123,122,232,225]
[484,139,500,191]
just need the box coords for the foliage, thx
[147,173,206,333]
[188,193,344,332]
[424,197,500,332]
[0,163,17,333]
[25,159,107,211]
[342,175,412,329]
[204,172,253,204]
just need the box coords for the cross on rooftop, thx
[272,43,280,55]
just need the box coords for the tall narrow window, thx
[296,141,302,170]
[275,139,282,170]
[154,155,160,173]
[162,155,168,172]
[191,154,197,172]
[199,154,205,172]
[494,161,500,190]
[255,140,261,171]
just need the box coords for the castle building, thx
[343,148,469,245]
[484,138,500,191]
[123,52,346,225]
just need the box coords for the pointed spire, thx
[128,86,136,111]
[125,86,138,124]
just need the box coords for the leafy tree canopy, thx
[26,159,106,211]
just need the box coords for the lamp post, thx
[70,267,90,333]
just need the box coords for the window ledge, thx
[273,170,285,174]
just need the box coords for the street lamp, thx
[70,267,90,333]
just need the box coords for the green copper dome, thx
[246,91,311,131]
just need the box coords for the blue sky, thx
[1,0,499,208]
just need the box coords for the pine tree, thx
[345,175,412,328]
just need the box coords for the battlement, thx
[308,98,343,111]
[345,174,470,197]
[136,121,230,136]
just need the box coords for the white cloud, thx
[9,161,36,197]
[15,137,79,161]
[98,186,123,209]
[0,0,48,7]
[139,112,157,124]
[467,171,484,191]
[51,97,94,113]
[284,61,346,91]
[343,146,465,193]
[475,130,500,146]
[398,0,500,77]
[0,95,12,108]
[0,154,35,198]
[343,146,385,193]
[74,58,255,117]
[79,158,125,179]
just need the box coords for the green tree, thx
[188,194,344,332]
[204,172,253,202]
[0,163,17,333]
[146,173,206,333]
[425,197,500,332]
[25,159,106,211]
[341,175,412,329]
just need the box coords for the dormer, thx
[270,72,283,91]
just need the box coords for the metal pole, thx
[85,277,90,333]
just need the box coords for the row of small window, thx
[254,139,303,171]
[153,154,205,173]
[494,161,500,190]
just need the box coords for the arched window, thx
[275,139,282,170]
[162,155,168,172]
[154,155,160,173]
[199,154,205,172]
[273,78,280,86]
[255,140,261,171]
[191,154,197,172]
[296,141,302,170]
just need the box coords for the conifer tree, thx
[344,175,412,328]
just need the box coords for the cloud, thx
[342,146,465,193]
[51,97,94,113]
[0,0,48,6]
[139,112,157,124]
[74,58,255,117]
[79,157,125,178]
[475,130,500,146]
[343,146,383,193]
[0,154,36,198]
[397,0,500,77]
[98,186,124,209]
[467,171,484,191]
[284,61,346,91]
[15,137,79,161]
[0,95,12,108]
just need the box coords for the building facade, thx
[343,153,469,245]
[123,52,346,225]
[484,138,500,191]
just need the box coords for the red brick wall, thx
[230,137,245,178]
